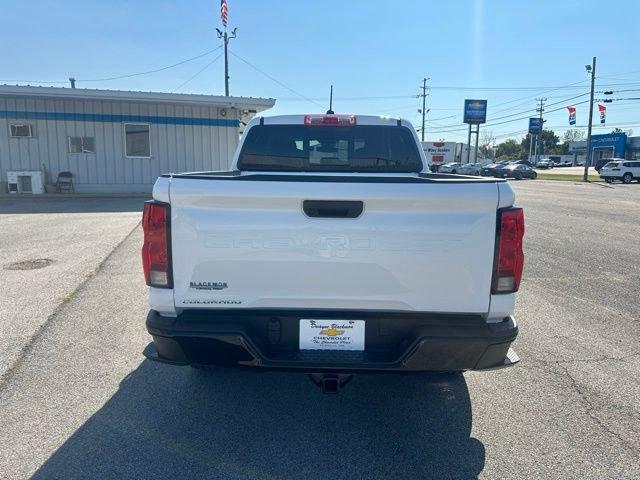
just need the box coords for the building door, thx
[592,147,614,164]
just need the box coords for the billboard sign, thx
[528,117,543,134]
[463,99,487,124]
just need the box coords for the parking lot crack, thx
[525,359,640,456]
[555,363,637,455]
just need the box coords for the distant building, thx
[569,132,640,165]
[0,85,274,193]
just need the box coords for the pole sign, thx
[567,106,576,125]
[528,117,543,134]
[463,99,487,124]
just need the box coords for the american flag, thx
[220,0,228,27]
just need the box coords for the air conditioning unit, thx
[7,171,45,194]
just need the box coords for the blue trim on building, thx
[0,110,239,127]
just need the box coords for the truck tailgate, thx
[169,176,499,314]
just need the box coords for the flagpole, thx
[217,0,235,96]
[223,30,229,96]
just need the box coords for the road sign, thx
[528,117,543,134]
[463,100,487,124]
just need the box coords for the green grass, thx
[535,172,603,182]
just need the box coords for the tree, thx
[495,139,521,160]
[563,130,584,142]
[478,131,496,160]
[520,130,560,157]
[552,130,585,155]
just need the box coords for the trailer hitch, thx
[307,373,354,394]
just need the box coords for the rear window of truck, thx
[237,125,423,172]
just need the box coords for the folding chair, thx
[55,171,74,193]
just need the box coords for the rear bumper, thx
[145,309,519,373]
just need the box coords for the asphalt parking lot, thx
[0,196,143,378]
[0,181,639,479]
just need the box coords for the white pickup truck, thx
[142,114,523,392]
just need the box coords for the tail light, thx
[492,207,525,294]
[142,201,172,288]
[304,114,356,126]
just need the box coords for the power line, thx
[427,92,590,130]
[172,53,224,93]
[228,49,324,109]
[422,80,592,128]
[77,46,223,82]
[0,46,224,85]
[427,100,590,134]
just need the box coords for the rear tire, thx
[451,169,457,174]
[622,173,633,184]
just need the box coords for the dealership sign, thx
[568,132,627,157]
[528,117,543,134]
[463,99,487,124]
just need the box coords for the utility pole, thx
[216,27,237,96]
[419,78,429,142]
[583,57,597,182]
[535,98,546,163]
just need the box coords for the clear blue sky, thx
[1,0,639,143]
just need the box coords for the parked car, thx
[536,160,553,169]
[497,164,538,180]
[438,162,462,174]
[595,158,623,173]
[457,162,482,175]
[512,159,533,167]
[481,163,508,176]
[142,113,522,392]
[599,160,640,183]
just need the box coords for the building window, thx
[9,123,33,138]
[68,136,95,154]
[124,123,151,158]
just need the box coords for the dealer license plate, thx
[299,319,365,351]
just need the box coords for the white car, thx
[457,162,482,175]
[438,162,462,174]
[599,160,640,184]
[536,160,553,169]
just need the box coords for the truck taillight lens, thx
[492,207,524,294]
[142,201,172,288]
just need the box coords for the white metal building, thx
[0,85,274,193]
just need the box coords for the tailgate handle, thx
[303,200,363,219]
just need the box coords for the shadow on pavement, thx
[0,196,146,214]
[30,362,484,480]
